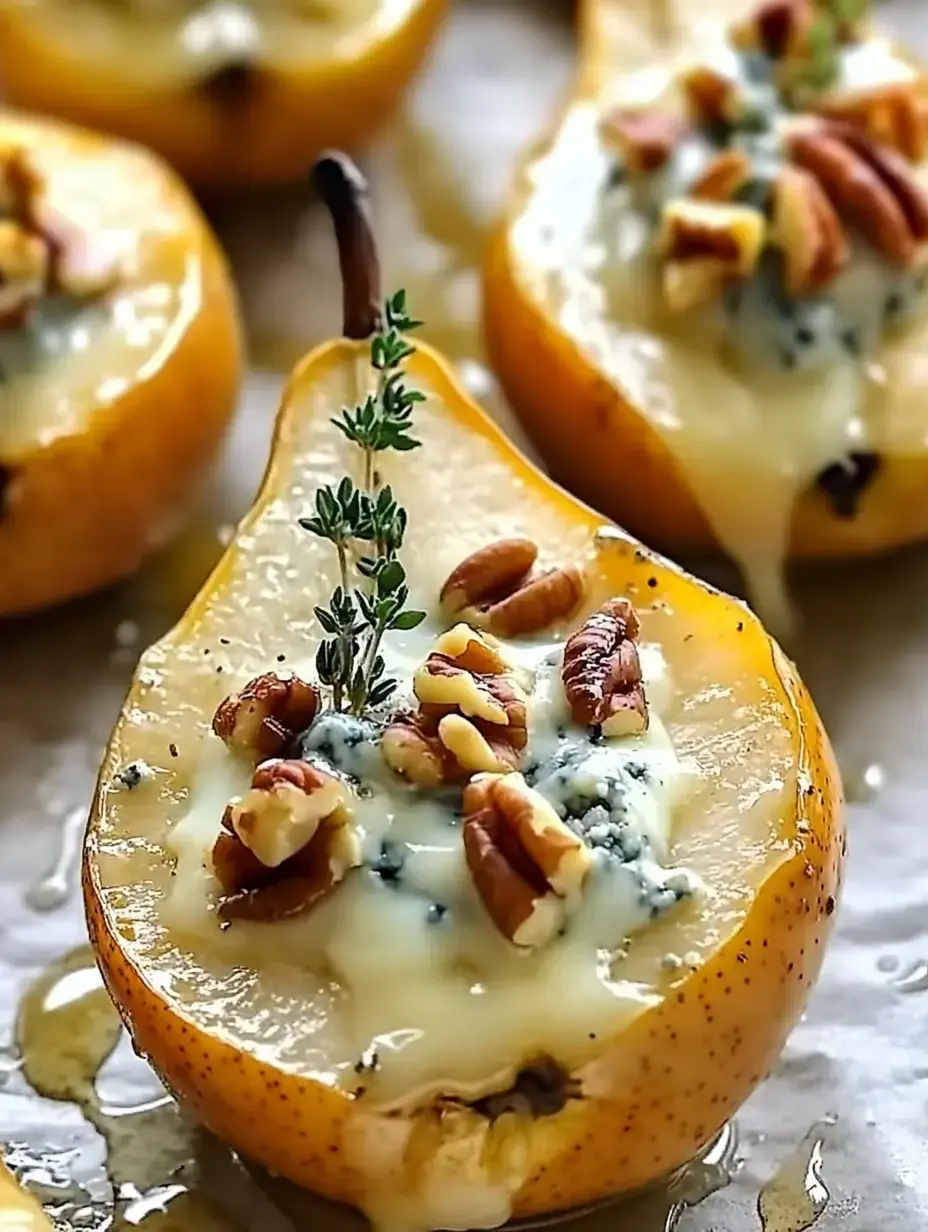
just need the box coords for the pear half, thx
[84,156,843,1230]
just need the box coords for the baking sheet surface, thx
[2,2,928,1228]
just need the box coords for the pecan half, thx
[212,672,320,760]
[463,773,592,948]
[814,84,928,163]
[772,165,849,295]
[599,108,688,174]
[223,758,347,867]
[562,599,648,737]
[415,654,513,725]
[789,123,928,266]
[487,568,585,638]
[441,539,584,637]
[441,538,537,611]
[213,759,359,924]
[658,199,766,310]
[216,818,361,925]
[417,658,527,743]
[690,150,753,202]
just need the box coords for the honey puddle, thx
[12,946,235,1231]
[6,947,753,1232]
[5,945,838,1232]
[756,1121,834,1232]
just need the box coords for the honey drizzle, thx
[10,946,235,1230]
[6,944,746,1231]
[757,1121,834,1232]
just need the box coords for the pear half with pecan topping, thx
[86,154,841,1231]
[486,0,928,623]
[0,109,240,616]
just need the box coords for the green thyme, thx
[332,289,424,490]
[299,292,426,715]
[822,0,867,25]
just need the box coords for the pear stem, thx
[313,152,382,341]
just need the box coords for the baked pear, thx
[0,1162,52,1230]
[84,154,843,1231]
[0,0,447,187]
[0,110,240,616]
[485,0,928,621]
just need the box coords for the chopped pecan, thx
[433,623,510,675]
[463,773,592,948]
[223,758,347,867]
[212,672,320,760]
[730,0,816,59]
[213,758,359,924]
[680,67,742,128]
[380,713,450,788]
[561,599,648,737]
[381,638,527,785]
[599,108,688,174]
[0,220,49,328]
[0,145,122,312]
[814,84,928,163]
[441,539,584,637]
[658,199,766,310]
[772,165,849,295]
[415,654,519,726]
[789,122,928,265]
[690,150,753,202]
[216,818,361,925]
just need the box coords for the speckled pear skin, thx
[83,328,843,1222]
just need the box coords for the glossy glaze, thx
[485,0,928,627]
[84,333,842,1228]
[0,110,240,615]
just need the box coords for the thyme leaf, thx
[301,291,426,716]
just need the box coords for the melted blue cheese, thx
[590,39,928,628]
[163,636,698,1110]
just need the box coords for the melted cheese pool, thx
[164,633,699,1109]
[508,22,928,630]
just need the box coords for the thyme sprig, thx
[333,290,424,490]
[299,292,426,715]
